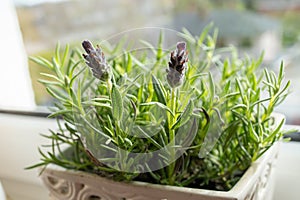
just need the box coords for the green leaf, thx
[38,79,63,87]
[67,50,82,76]
[126,53,132,72]
[29,56,53,70]
[137,75,145,102]
[146,77,154,102]
[111,84,123,120]
[156,30,163,61]
[61,44,69,67]
[189,72,207,83]
[55,42,61,65]
[236,78,247,104]
[172,100,194,130]
[208,72,215,103]
[248,122,259,143]
[222,92,240,99]
[198,22,214,45]
[278,61,284,84]
[111,36,128,54]
[52,57,64,80]
[136,126,162,149]
[140,102,174,117]
[40,72,63,83]
[91,97,111,103]
[124,138,133,146]
[263,118,285,144]
[83,101,112,109]
[140,40,157,55]
[231,104,248,110]
[46,86,67,102]
[179,28,196,44]
[48,110,71,118]
[152,75,166,105]
[250,97,271,109]
[130,54,148,70]
[222,59,229,80]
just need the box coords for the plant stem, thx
[107,78,112,94]
[168,88,176,184]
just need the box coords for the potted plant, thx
[28,26,290,200]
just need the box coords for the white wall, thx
[274,140,300,200]
[0,113,58,200]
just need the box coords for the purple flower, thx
[82,40,110,81]
[167,42,188,88]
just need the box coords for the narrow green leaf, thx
[70,66,86,87]
[124,138,133,146]
[130,54,148,70]
[249,122,259,143]
[140,102,174,117]
[66,49,79,75]
[40,72,63,83]
[25,162,46,170]
[77,80,82,110]
[236,78,247,104]
[208,72,215,102]
[222,92,240,99]
[29,56,53,70]
[48,110,71,118]
[140,40,157,55]
[111,84,123,120]
[137,75,145,102]
[55,42,61,65]
[91,97,111,103]
[61,44,69,67]
[274,80,291,101]
[179,28,196,44]
[156,30,163,61]
[146,77,154,102]
[231,104,248,110]
[136,126,162,149]
[83,101,112,109]
[111,36,127,54]
[222,59,229,80]
[152,75,166,105]
[104,127,115,138]
[198,22,214,46]
[38,79,63,87]
[264,118,285,144]
[52,57,64,80]
[189,72,207,83]
[172,100,194,130]
[46,86,67,102]
[250,97,271,109]
[278,61,284,83]
[126,53,132,72]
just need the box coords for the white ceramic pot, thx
[41,140,280,200]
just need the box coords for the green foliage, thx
[28,26,290,191]
[281,12,300,47]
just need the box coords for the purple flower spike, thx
[167,42,188,88]
[82,40,110,81]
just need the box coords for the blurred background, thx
[11,0,300,124]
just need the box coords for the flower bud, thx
[167,42,188,88]
[82,40,110,81]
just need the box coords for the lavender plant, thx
[28,26,290,191]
